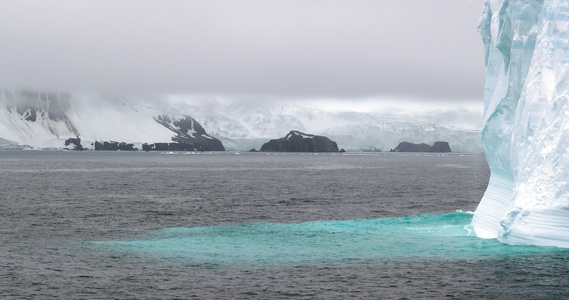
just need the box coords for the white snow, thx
[185,101,483,153]
[286,131,314,140]
[0,92,483,152]
[472,0,569,247]
[0,92,175,149]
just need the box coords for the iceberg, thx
[472,0,569,247]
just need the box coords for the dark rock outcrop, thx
[390,142,432,152]
[259,131,339,152]
[142,142,220,152]
[390,141,452,153]
[147,115,225,151]
[431,141,452,152]
[94,141,137,151]
[64,137,85,151]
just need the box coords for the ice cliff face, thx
[472,0,569,247]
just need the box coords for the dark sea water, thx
[2,151,569,299]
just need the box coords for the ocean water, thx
[2,151,569,299]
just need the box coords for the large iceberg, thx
[472,0,569,247]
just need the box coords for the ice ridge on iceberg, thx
[472,0,569,247]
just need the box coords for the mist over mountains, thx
[0,91,483,153]
[171,98,483,153]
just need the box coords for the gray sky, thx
[0,0,485,102]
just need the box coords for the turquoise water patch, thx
[91,212,565,265]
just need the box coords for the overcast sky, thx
[0,0,485,103]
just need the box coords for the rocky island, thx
[390,141,451,153]
[258,130,341,152]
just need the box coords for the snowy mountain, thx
[0,91,219,150]
[188,101,483,153]
[0,91,483,153]
[152,114,224,151]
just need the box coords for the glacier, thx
[472,0,569,247]
[192,101,483,153]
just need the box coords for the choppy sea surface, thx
[2,151,569,299]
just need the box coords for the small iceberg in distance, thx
[90,212,564,266]
[472,0,569,247]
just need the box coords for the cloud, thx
[0,0,485,100]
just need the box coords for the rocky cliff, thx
[152,115,225,151]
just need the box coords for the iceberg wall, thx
[472,0,569,247]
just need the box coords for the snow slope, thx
[0,91,482,152]
[0,91,205,149]
[189,101,483,153]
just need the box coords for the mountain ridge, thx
[0,91,223,150]
[0,92,483,153]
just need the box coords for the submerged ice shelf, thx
[472,0,569,247]
[93,212,563,265]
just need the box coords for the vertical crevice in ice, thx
[472,0,569,247]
